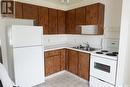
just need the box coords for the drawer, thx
[90,76,115,87]
[90,55,117,85]
[45,50,60,57]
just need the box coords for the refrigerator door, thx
[10,25,43,47]
[13,46,44,87]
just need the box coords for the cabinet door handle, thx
[79,64,81,75]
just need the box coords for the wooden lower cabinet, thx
[67,49,90,80]
[65,49,69,70]
[60,49,66,70]
[45,49,90,81]
[45,55,61,76]
[78,52,90,80]
[68,50,79,75]
[44,49,66,76]
[45,56,53,76]
[53,55,61,73]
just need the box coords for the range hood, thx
[81,25,98,35]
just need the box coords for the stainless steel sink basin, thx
[85,47,96,51]
[72,45,97,51]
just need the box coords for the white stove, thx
[91,50,118,61]
[90,50,118,87]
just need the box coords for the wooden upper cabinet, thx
[66,9,76,34]
[68,50,78,75]
[38,6,49,34]
[86,3,105,34]
[86,4,98,25]
[76,7,86,25]
[57,10,66,34]
[22,3,39,24]
[66,9,82,34]
[78,52,90,80]
[15,2,23,18]
[48,8,58,34]
[14,2,104,35]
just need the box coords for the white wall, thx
[0,21,9,71]
[44,35,103,49]
[43,35,67,46]
[0,0,8,69]
[66,35,103,48]
[116,0,130,86]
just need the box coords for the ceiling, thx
[43,0,85,5]
[16,0,95,10]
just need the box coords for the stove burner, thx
[101,50,109,52]
[106,53,117,56]
[112,52,118,55]
[96,52,103,54]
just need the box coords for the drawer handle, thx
[97,78,106,82]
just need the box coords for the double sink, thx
[72,45,97,51]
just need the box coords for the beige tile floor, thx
[35,72,89,87]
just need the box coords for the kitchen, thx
[0,0,130,87]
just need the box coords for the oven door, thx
[90,55,117,85]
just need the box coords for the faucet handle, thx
[83,42,90,48]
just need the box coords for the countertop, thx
[44,43,74,51]
[44,43,118,60]
[44,43,96,54]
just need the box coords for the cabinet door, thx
[65,49,69,70]
[86,4,98,25]
[76,7,86,25]
[86,3,104,35]
[53,55,61,73]
[60,49,66,70]
[78,52,90,80]
[15,2,23,18]
[97,3,105,35]
[66,9,77,34]
[45,56,53,76]
[58,10,65,34]
[48,8,58,34]
[68,50,78,75]
[23,3,38,24]
[38,6,49,34]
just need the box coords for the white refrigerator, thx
[6,25,45,87]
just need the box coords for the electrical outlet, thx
[48,39,50,43]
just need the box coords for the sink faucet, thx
[83,42,90,48]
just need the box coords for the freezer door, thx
[10,25,43,47]
[13,46,44,87]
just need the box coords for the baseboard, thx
[45,70,89,84]
[45,70,66,80]
[65,71,89,83]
